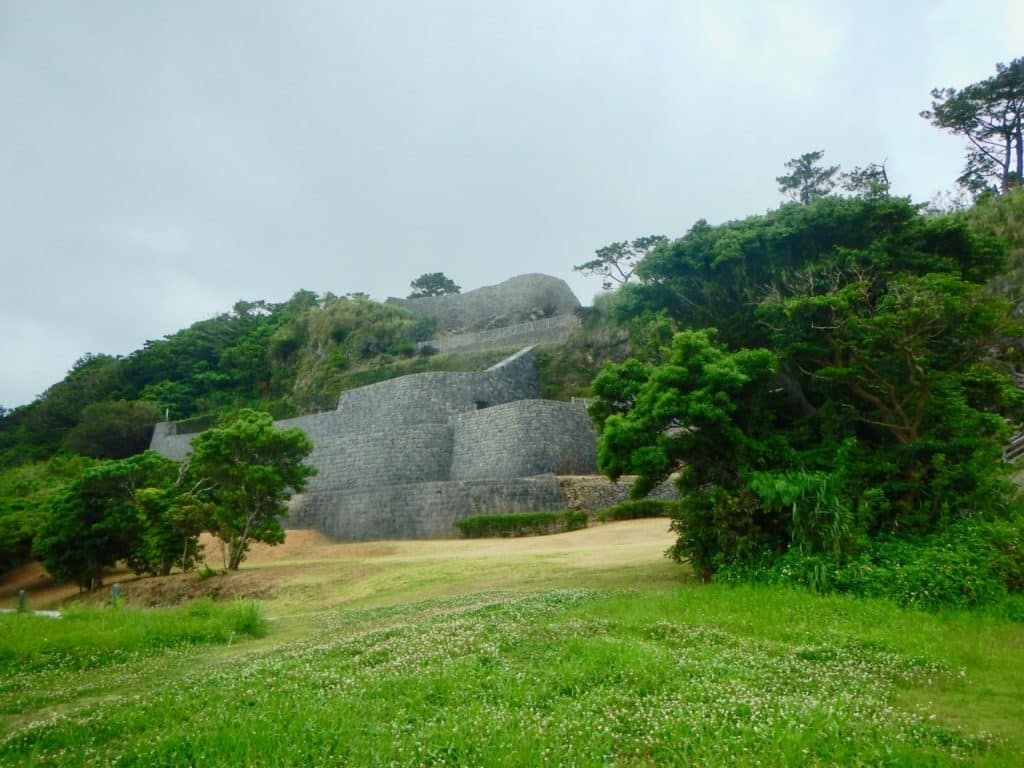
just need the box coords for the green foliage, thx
[593,499,676,522]
[595,194,1023,596]
[2,589,1020,765]
[0,456,95,570]
[716,513,1024,613]
[748,470,852,558]
[32,452,196,589]
[0,599,265,673]
[187,409,315,570]
[64,399,162,459]
[922,56,1024,195]
[289,295,432,410]
[0,355,124,465]
[776,150,839,204]
[573,235,667,290]
[840,161,891,199]
[966,186,1024,317]
[456,510,588,538]
[535,296,632,400]
[408,272,461,298]
[593,329,782,501]
[0,289,452,479]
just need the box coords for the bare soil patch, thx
[2,519,677,609]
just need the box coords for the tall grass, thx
[0,598,265,674]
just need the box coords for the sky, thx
[1,1,1021,408]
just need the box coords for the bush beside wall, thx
[457,510,588,538]
[594,499,677,522]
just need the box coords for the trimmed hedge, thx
[595,499,677,523]
[457,510,588,538]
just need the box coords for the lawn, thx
[1,520,1021,766]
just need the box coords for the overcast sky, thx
[1,1,1020,408]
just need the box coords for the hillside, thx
[2,188,1024,607]
[3,520,1023,766]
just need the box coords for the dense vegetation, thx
[588,188,1024,610]
[26,410,314,588]
[0,293,501,573]
[0,292,443,469]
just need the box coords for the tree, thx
[408,273,461,298]
[776,150,839,204]
[841,162,890,199]
[922,57,1024,195]
[598,194,1022,577]
[573,236,667,291]
[592,330,789,576]
[187,409,314,570]
[33,452,189,590]
[64,399,162,459]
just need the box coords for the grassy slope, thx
[1,520,1022,767]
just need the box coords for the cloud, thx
[1,1,1019,407]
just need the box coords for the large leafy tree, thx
[597,194,1022,577]
[188,409,314,570]
[922,57,1024,195]
[33,452,193,589]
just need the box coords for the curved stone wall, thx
[450,400,597,480]
[417,313,580,355]
[388,273,580,331]
[334,346,539,419]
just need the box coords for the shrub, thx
[457,510,588,538]
[594,499,676,522]
[713,513,1024,612]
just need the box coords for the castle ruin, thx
[150,275,604,540]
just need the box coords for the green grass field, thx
[1,521,1021,766]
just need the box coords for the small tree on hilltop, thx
[777,150,839,204]
[188,409,315,570]
[574,235,667,291]
[408,272,461,298]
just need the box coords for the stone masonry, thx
[150,347,600,540]
[387,273,581,331]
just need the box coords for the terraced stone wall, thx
[149,346,601,540]
[286,476,567,540]
[451,400,597,480]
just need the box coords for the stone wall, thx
[417,313,580,355]
[388,273,580,331]
[286,476,566,540]
[558,474,680,511]
[334,345,539,416]
[302,424,452,492]
[149,345,601,540]
[451,400,597,480]
[148,422,195,461]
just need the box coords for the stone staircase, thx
[1003,371,1024,463]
